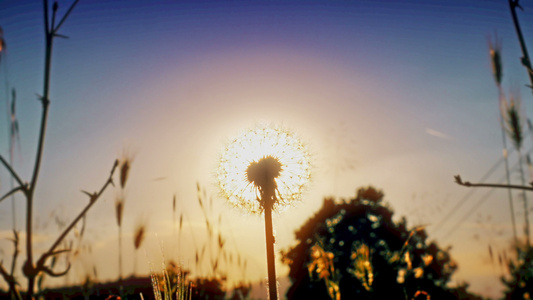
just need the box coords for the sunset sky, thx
[1,0,533,298]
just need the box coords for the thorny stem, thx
[44,160,118,256]
[23,1,80,298]
[25,3,54,296]
[509,0,533,91]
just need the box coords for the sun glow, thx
[217,124,311,214]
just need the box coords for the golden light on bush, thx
[217,124,311,214]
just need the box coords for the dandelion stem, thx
[264,202,278,300]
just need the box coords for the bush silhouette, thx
[500,242,533,300]
[282,186,479,300]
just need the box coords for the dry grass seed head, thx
[134,217,147,250]
[172,195,176,212]
[504,92,524,150]
[115,195,124,227]
[119,148,135,189]
[489,34,503,86]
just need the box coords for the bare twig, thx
[0,262,21,300]
[9,230,19,277]
[0,155,25,188]
[36,160,118,271]
[454,174,533,191]
[0,186,25,203]
[54,0,80,33]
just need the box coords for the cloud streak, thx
[425,128,452,140]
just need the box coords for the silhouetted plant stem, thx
[46,160,118,255]
[0,1,119,298]
[0,230,22,300]
[24,1,55,295]
[261,188,278,300]
[264,203,277,300]
[0,155,24,188]
[0,263,21,300]
[2,1,87,298]
[509,0,533,91]
[119,225,123,292]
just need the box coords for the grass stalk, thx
[517,150,531,248]
[498,88,519,246]
[263,197,278,300]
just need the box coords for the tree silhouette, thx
[500,241,533,300]
[281,186,477,300]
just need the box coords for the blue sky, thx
[1,0,533,298]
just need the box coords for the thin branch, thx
[42,263,70,277]
[0,261,21,300]
[38,160,118,265]
[43,0,50,35]
[0,186,25,203]
[10,230,19,277]
[53,0,80,33]
[509,0,533,92]
[454,174,533,191]
[0,155,24,187]
[50,2,58,33]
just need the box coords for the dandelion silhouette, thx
[218,124,310,300]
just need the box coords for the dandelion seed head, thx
[217,124,311,214]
